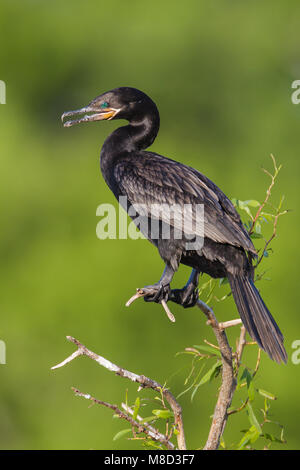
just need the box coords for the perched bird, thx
[62,87,287,363]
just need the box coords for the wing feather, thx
[114,152,255,254]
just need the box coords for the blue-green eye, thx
[100,101,109,109]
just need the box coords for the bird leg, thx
[142,264,174,304]
[169,269,200,308]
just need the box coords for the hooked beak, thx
[61,105,120,127]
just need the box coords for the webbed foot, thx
[169,269,200,308]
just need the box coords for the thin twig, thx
[120,402,175,449]
[203,339,220,351]
[228,345,261,416]
[256,210,288,267]
[219,319,242,330]
[249,154,281,235]
[52,336,186,450]
[235,326,247,370]
[71,387,175,449]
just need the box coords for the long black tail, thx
[228,273,287,363]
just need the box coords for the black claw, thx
[142,283,171,304]
[140,280,198,308]
[169,286,199,308]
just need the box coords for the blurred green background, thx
[0,0,299,450]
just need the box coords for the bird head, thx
[61,87,157,127]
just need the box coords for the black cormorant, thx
[62,87,287,363]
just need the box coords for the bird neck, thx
[100,109,160,192]
[104,109,160,153]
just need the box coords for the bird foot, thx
[126,285,175,322]
[169,284,199,308]
[141,283,171,304]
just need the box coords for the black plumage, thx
[62,86,287,363]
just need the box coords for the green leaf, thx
[191,360,222,401]
[152,409,172,420]
[192,345,222,357]
[262,433,285,444]
[132,396,141,421]
[248,382,255,401]
[231,199,254,217]
[241,205,253,218]
[220,437,226,449]
[260,212,274,222]
[240,367,251,385]
[177,363,206,399]
[257,389,277,400]
[244,200,261,207]
[140,415,158,424]
[237,425,260,449]
[198,360,222,386]
[255,221,261,234]
[250,232,263,239]
[247,402,262,434]
[142,440,163,449]
[240,368,255,401]
[113,428,132,441]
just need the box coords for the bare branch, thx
[219,319,242,330]
[121,402,175,449]
[52,336,186,450]
[71,387,175,449]
[195,300,237,450]
[235,326,247,369]
[125,290,246,449]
